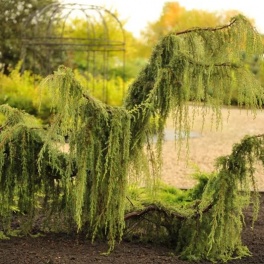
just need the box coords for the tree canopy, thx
[0,0,56,74]
[0,14,264,262]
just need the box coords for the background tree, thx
[0,0,55,74]
[138,2,251,59]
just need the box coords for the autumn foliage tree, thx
[139,2,243,59]
[0,15,264,263]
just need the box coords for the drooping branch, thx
[125,15,263,110]
[124,14,263,172]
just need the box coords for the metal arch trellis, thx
[20,2,126,103]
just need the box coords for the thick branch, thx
[175,16,238,36]
[125,204,185,221]
[124,202,214,221]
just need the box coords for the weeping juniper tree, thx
[0,15,264,262]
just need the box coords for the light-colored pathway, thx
[161,107,264,191]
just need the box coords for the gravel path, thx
[161,106,264,191]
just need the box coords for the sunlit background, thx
[61,0,264,37]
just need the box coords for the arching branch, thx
[175,15,239,36]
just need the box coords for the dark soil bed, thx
[0,192,264,264]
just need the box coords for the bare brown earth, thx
[0,193,263,264]
[0,106,264,264]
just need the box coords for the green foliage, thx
[0,15,263,262]
[139,3,264,106]
[73,69,130,106]
[0,63,36,114]
[39,66,131,250]
[0,63,129,126]
[0,63,53,123]
[0,105,68,234]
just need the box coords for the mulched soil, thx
[0,193,263,264]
